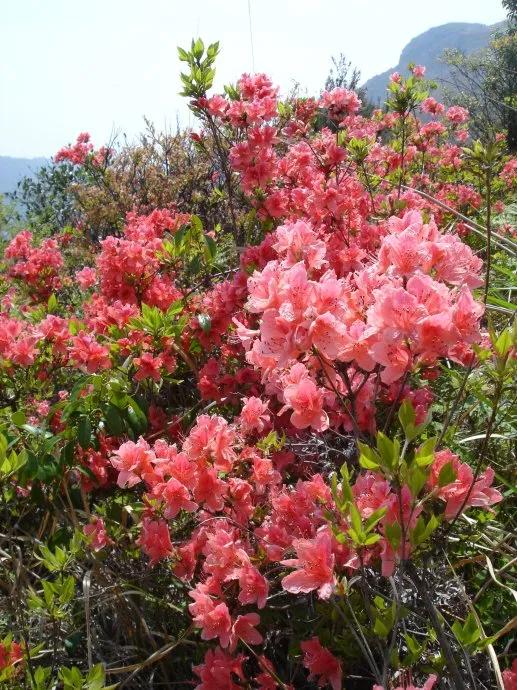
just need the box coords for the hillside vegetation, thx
[0,32,516,690]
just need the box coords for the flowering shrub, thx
[0,39,515,690]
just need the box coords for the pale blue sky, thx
[0,0,506,157]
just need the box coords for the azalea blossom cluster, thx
[104,410,501,687]
[1,208,192,380]
[199,69,517,243]
[4,229,64,299]
[54,131,111,167]
[236,210,484,434]
[1,58,514,689]
[203,73,279,127]
[95,208,189,306]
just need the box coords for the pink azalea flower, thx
[193,647,245,690]
[446,106,469,124]
[36,400,51,417]
[237,562,269,609]
[152,477,197,518]
[137,517,174,566]
[239,396,270,434]
[194,467,228,512]
[370,338,411,384]
[281,363,329,431]
[415,312,457,359]
[69,333,111,373]
[252,455,281,493]
[228,612,263,652]
[320,87,361,119]
[133,352,163,381]
[301,637,342,690]
[184,414,237,471]
[273,219,326,269]
[428,449,503,519]
[189,587,233,647]
[111,438,155,488]
[339,320,376,371]
[10,336,39,366]
[310,312,349,360]
[84,517,112,551]
[421,97,445,115]
[75,267,97,289]
[207,94,228,117]
[281,528,335,599]
[503,659,517,690]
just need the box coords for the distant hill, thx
[0,156,47,195]
[363,21,505,105]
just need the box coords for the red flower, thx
[301,637,342,690]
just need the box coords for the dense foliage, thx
[0,39,516,690]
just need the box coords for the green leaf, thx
[414,437,436,467]
[11,410,27,427]
[166,299,184,317]
[364,506,387,533]
[464,612,481,644]
[422,514,440,542]
[452,613,481,648]
[398,399,416,436]
[126,397,148,435]
[373,615,390,638]
[47,293,58,313]
[487,295,517,312]
[0,448,27,477]
[59,576,76,605]
[21,423,51,437]
[408,465,427,497]
[438,460,457,487]
[177,46,190,62]
[495,328,513,357]
[358,441,381,470]
[339,463,354,503]
[77,416,92,450]
[61,440,76,466]
[37,454,60,482]
[190,214,203,233]
[376,432,399,470]
[42,580,55,608]
[256,430,283,454]
[364,533,381,545]
[192,38,204,59]
[86,663,106,690]
[105,405,126,437]
[452,620,464,643]
[204,234,217,261]
[350,504,363,536]
[385,522,402,550]
[359,454,380,470]
[346,527,361,545]
[0,433,7,458]
[410,514,440,546]
[207,41,220,59]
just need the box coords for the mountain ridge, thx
[0,155,48,195]
[362,21,505,105]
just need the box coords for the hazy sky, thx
[1,0,506,157]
